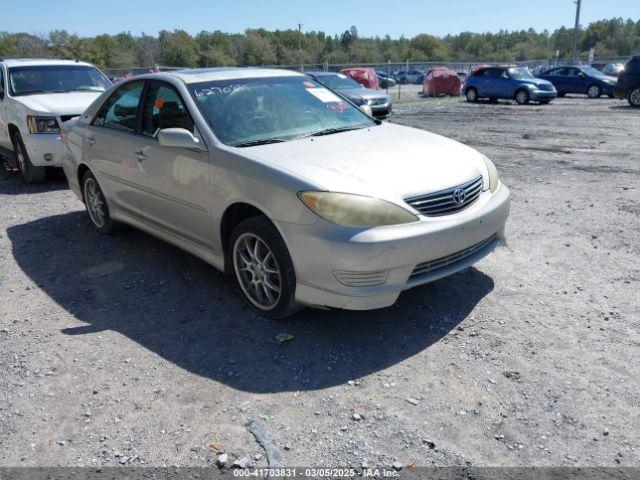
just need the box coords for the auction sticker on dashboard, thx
[306,87,342,103]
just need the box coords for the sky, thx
[3,0,638,38]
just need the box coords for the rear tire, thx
[82,171,116,234]
[229,216,303,320]
[587,84,601,98]
[628,87,640,107]
[515,89,530,105]
[12,132,45,184]
[465,87,478,103]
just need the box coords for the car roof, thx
[167,67,305,84]
[0,58,95,68]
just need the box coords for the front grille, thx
[409,234,497,279]
[537,84,555,91]
[405,175,483,216]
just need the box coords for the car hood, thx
[242,122,488,202]
[520,78,554,87]
[337,87,388,101]
[12,91,104,116]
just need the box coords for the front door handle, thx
[134,150,146,162]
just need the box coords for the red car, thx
[340,67,380,89]
[422,67,461,96]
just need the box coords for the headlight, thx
[481,154,500,193]
[27,116,60,134]
[299,191,418,227]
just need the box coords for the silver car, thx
[61,68,510,319]
[306,71,392,118]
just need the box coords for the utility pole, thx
[571,0,582,64]
[298,21,303,72]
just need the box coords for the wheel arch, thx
[7,124,21,145]
[76,163,92,202]
[220,202,272,271]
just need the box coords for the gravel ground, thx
[1,95,639,470]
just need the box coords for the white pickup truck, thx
[0,58,111,183]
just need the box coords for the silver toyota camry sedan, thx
[61,68,510,319]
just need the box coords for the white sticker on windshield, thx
[306,88,342,103]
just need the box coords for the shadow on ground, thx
[0,165,68,194]
[7,211,494,393]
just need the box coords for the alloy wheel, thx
[233,233,282,310]
[15,142,26,174]
[516,90,529,105]
[466,89,477,102]
[629,88,640,107]
[84,177,106,228]
[588,85,600,98]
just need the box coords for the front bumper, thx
[371,102,392,118]
[613,86,628,99]
[529,89,557,101]
[22,133,65,167]
[279,183,510,310]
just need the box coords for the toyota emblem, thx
[452,188,466,205]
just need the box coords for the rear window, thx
[625,58,640,74]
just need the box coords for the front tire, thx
[515,89,530,105]
[587,84,601,98]
[628,87,640,107]
[12,133,45,184]
[230,216,302,319]
[82,171,116,234]
[465,87,478,103]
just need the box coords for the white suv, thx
[0,58,111,183]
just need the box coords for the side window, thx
[548,68,563,76]
[566,68,580,77]
[142,82,194,137]
[0,68,4,99]
[484,69,503,78]
[93,81,144,133]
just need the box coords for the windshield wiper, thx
[309,126,366,137]
[232,138,288,147]
[15,90,68,96]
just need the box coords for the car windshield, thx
[580,67,607,78]
[508,68,535,80]
[314,73,363,90]
[188,76,376,147]
[9,65,111,96]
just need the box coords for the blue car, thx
[463,67,557,105]
[536,66,618,98]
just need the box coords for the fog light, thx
[44,153,53,162]
[334,270,388,287]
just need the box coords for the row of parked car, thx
[1,55,639,186]
[462,58,640,105]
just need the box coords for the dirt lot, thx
[1,96,639,470]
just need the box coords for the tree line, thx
[1,17,638,69]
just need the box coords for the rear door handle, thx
[134,150,146,162]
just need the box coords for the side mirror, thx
[360,104,373,116]
[157,128,205,150]
[577,72,586,78]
